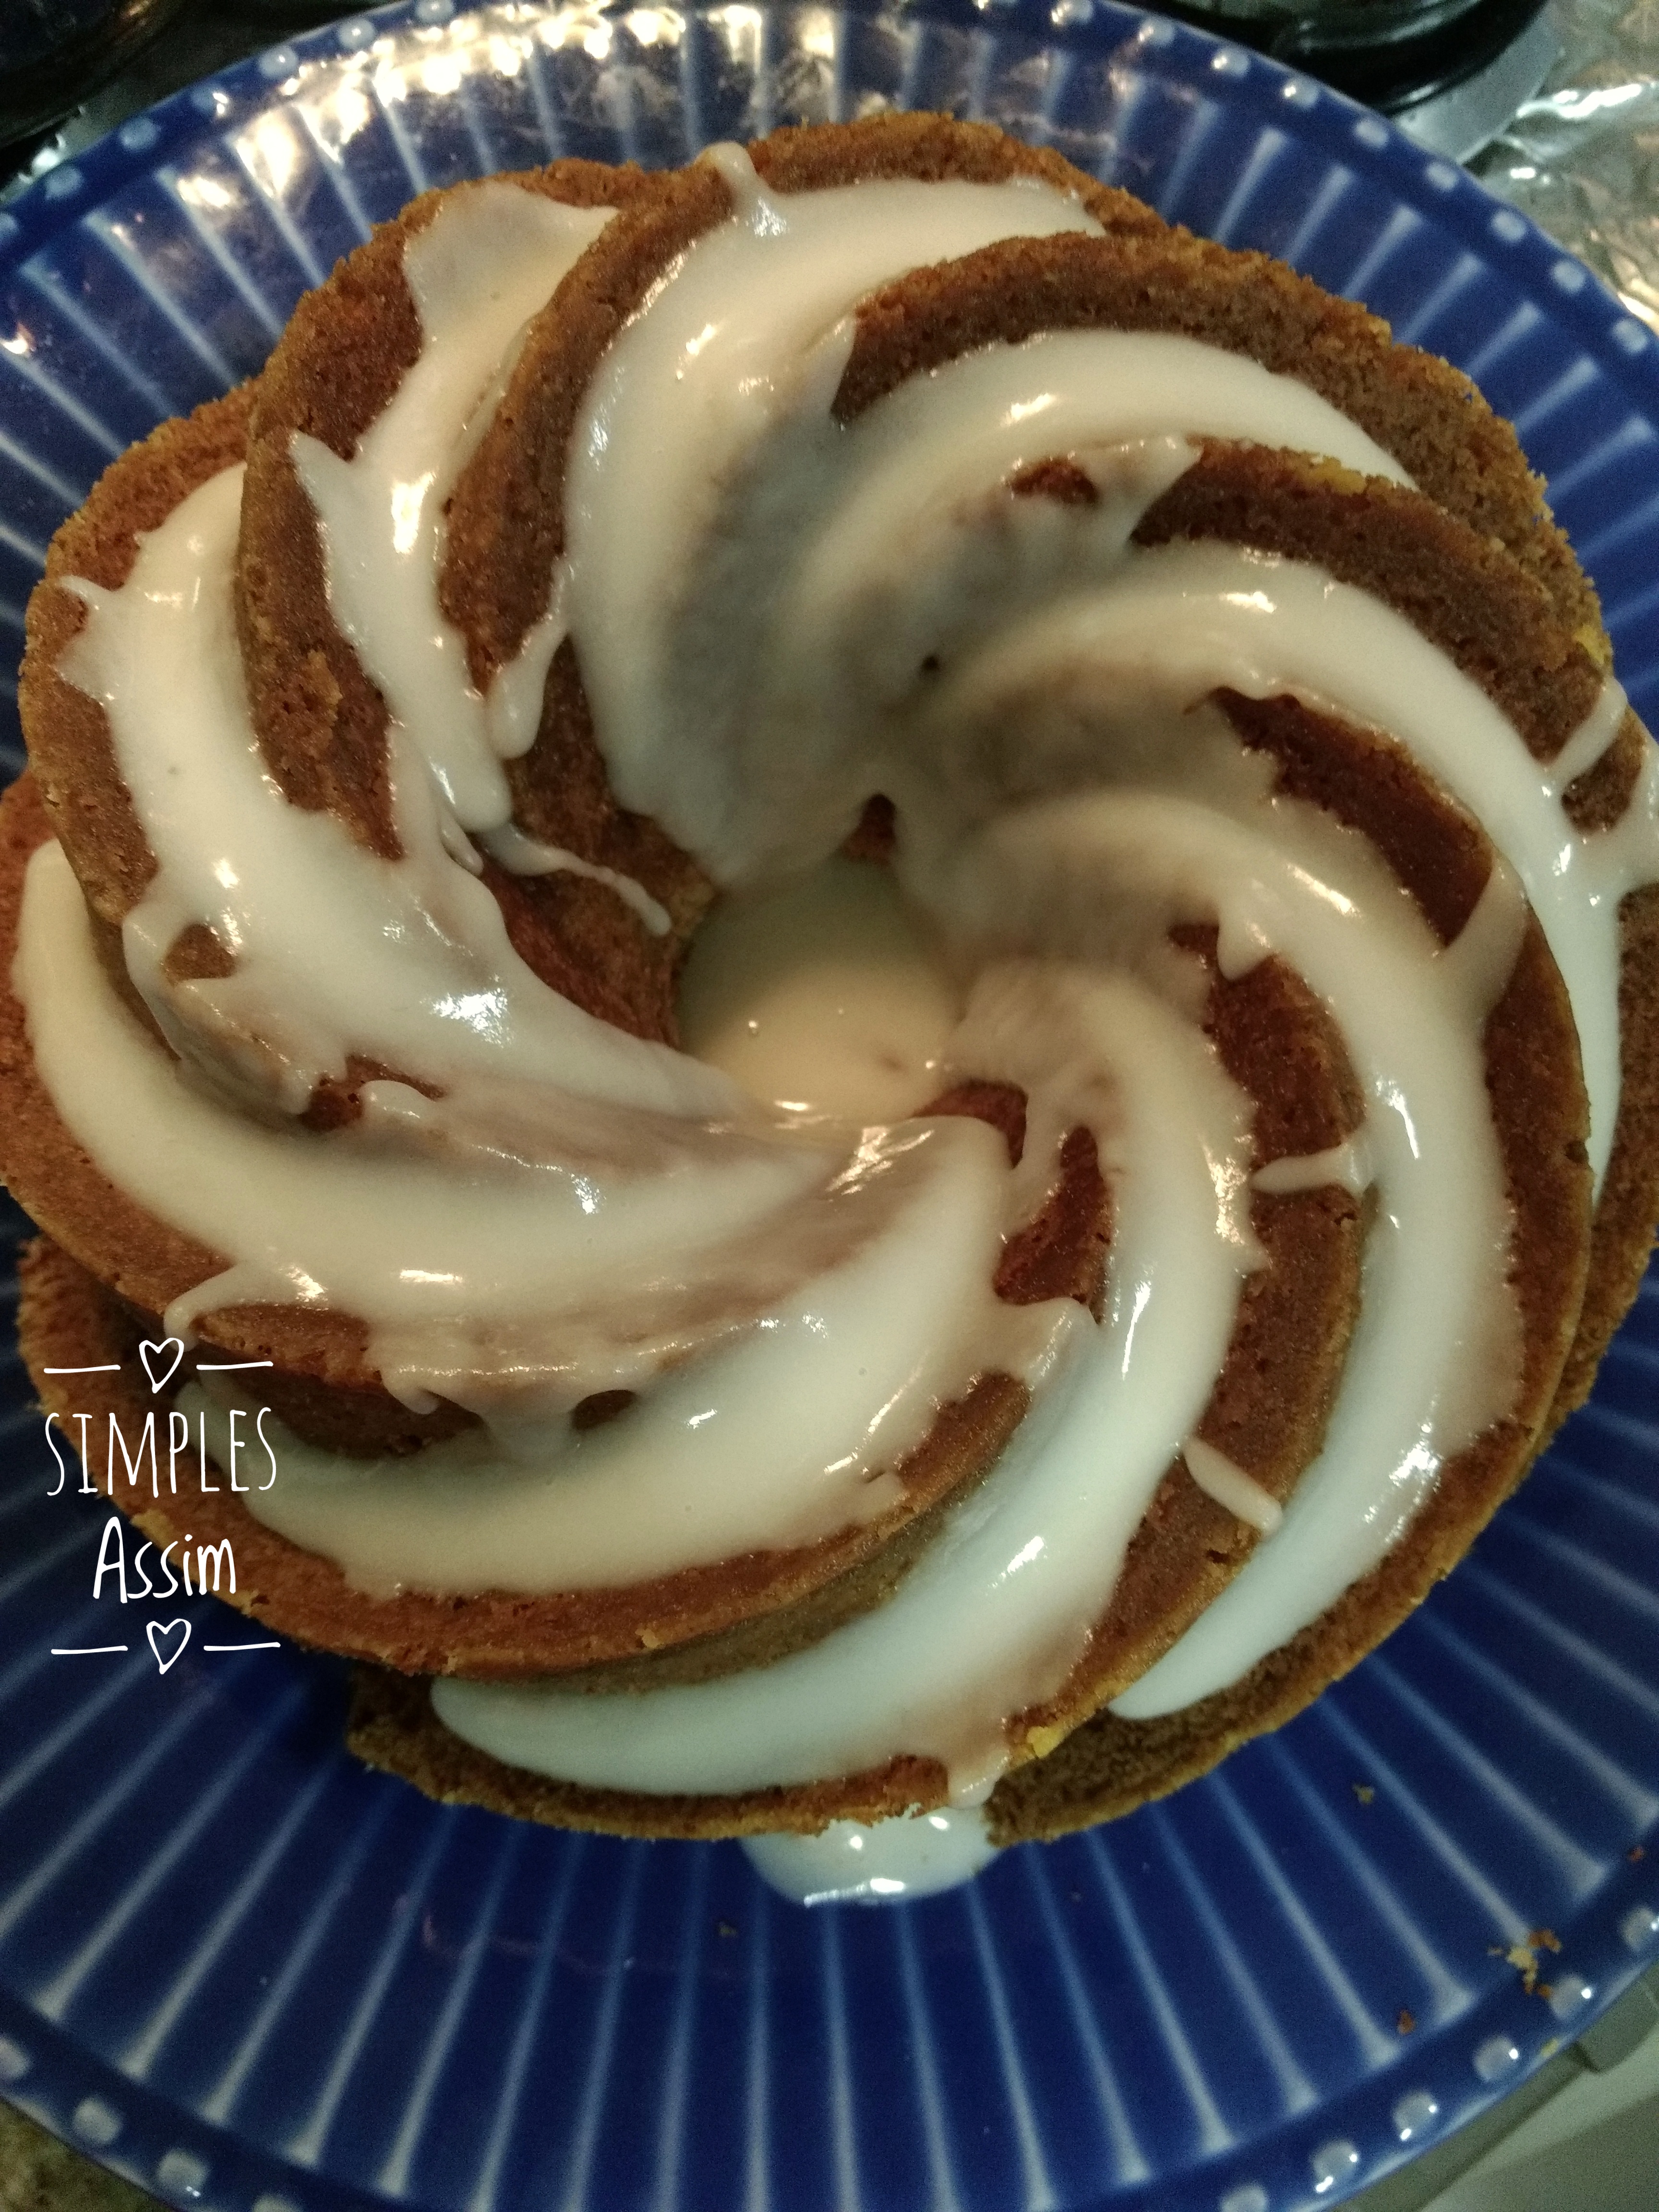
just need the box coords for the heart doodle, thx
[139,1338,185,1395]
[146,1619,191,1675]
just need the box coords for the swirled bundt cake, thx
[6,116,1659,1867]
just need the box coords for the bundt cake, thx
[6,115,1659,1880]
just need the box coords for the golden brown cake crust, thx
[21,388,255,938]
[437,117,1168,695]
[836,229,1599,644]
[1123,444,1658,1413]
[234,160,713,1046]
[1132,444,1602,765]
[236,162,663,850]
[0,772,476,1449]
[5,128,1348,1695]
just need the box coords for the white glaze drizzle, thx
[1111,863,1527,1719]
[1542,670,1628,798]
[435,965,1259,1802]
[903,711,1525,1716]
[1184,1438,1283,1536]
[18,840,920,1437]
[572,318,1413,881]
[23,146,1659,1841]
[565,156,1107,857]
[891,538,1627,1186]
[1253,1135,1373,1197]
[60,468,728,1127]
[291,181,613,828]
[476,822,673,937]
[742,1809,997,1905]
[1550,698,1659,1195]
[185,1112,1060,1594]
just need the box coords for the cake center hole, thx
[675,855,962,1121]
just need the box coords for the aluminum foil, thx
[1472,0,1659,327]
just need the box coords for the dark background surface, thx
[0,1,342,187]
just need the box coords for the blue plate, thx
[1,6,1658,2210]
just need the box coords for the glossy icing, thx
[294,180,613,825]
[742,1809,997,1905]
[24,149,1659,1858]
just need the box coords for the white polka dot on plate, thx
[1310,2138,1360,2191]
[1490,208,1528,243]
[1393,2089,1438,2141]
[1474,2033,1521,2081]
[156,2149,208,2197]
[1549,1972,1594,2020]
[72,2097,120,2146]
[1219,2186,1269,2212]
[1353,115,1389,148]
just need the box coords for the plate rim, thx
[0,8,1657,2212]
